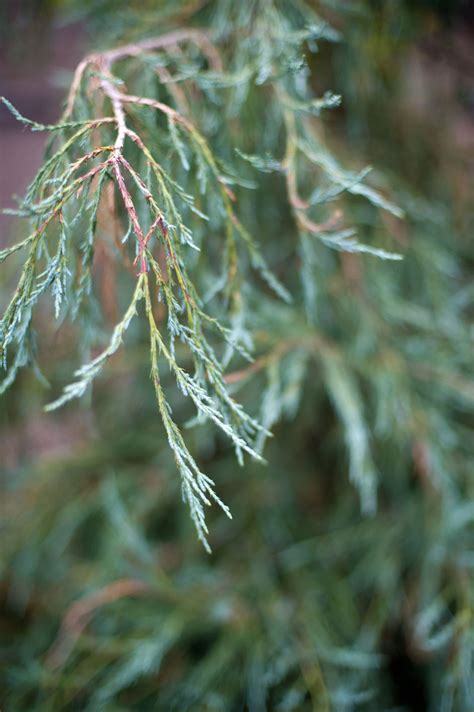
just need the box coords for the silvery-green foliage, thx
[1,0,401,547]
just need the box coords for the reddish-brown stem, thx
[63,28,222,121]
[112,159,148,273]
[286,167,310,211]
[120,93,182,120]
[296,210,344,235]
[63,55,96,120]
[102,29,222,69]
[62,28,221,285]
[96,62,128,150]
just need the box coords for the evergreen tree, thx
[1,1,473,710]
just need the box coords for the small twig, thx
[102,29,222,68]
[296,210,344,235]
[62,28,221,123]
[112,159,147,272]
[120,92,183,121]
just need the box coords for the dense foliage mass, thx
[1,1,473,710]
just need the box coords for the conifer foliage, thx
[1,1,400,545]
[1,1,473,710]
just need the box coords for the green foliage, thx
[1,0,473,710]
[1,1,399,547]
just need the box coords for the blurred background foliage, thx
[1,1,473,710]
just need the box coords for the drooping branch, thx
[1,6,405,547]
[0,26,277,550]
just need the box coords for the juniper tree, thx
[1,1,473,710]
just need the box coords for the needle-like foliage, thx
[1,1,401,547]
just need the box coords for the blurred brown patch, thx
[0,411,90,470]
[0,11,85,245]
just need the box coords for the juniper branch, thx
[0,28,279,548]
[1,4,403,545]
